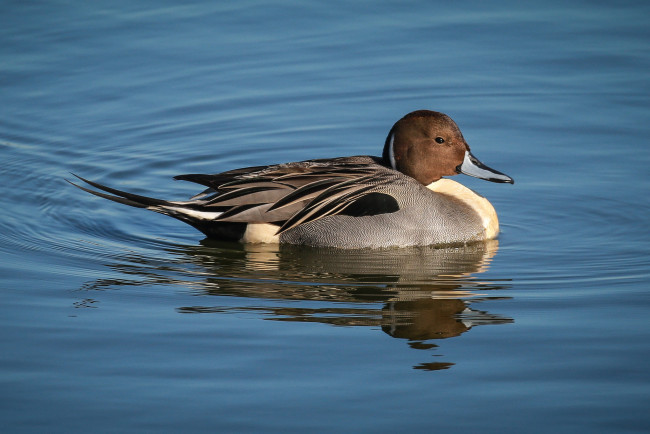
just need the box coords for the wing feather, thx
[170,157,401,230]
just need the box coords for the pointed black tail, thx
[67,174,170,209]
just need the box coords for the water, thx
[2,0,649,432]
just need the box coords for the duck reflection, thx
[83,239,512,371]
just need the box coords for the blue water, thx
[2,0,649,432]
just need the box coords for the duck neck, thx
[382,129,397,169]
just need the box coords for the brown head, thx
[382,110,513,185]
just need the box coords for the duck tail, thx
[67,174,233,233]
[67,174,170,209]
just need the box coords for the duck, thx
[70,110,513,248]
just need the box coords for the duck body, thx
[240,158,496,248]
[277,181,494,248]
[71,110,513,249]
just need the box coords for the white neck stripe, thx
[388,132,396,170]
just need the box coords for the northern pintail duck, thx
[71,110,513,248]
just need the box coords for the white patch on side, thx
[161,206,224,220]
[241,223,280,244]
[426,179,500,239]
[388,132,397,170]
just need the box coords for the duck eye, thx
[435,137,445,144]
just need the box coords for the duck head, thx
[382,110,514,185]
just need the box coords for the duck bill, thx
[457,150,514,184]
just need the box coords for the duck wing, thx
[70,156,404,237]
[174,157,402,232]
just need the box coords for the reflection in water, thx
[82,240,512,370]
